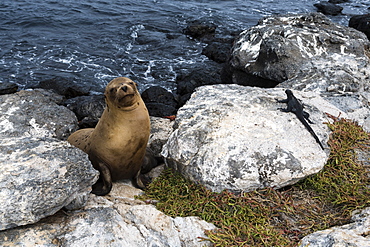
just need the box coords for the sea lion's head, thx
[105,77,140,109]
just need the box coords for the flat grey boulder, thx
[162,84,345,193]
[0,89,77,140]
[0,90,99,231]
[323,92,370,132]
[0,182,216,247]
[299,207,370,247]
[0,136,99,231]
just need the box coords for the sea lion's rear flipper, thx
[140,147,159,174]
[133,169,151,190]
[67,128,94,153]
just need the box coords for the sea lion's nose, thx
[121,86,128,92]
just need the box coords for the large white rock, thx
[299,207,370,247]
[227,12,370,94]
[162,84,345,193]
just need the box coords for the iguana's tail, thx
[298,116,325,150]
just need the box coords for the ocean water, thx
[0,0,368,93]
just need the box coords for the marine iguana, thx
[277,89,325,150]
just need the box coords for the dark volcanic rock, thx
[141,86,178,117]
[0,82,18,95]
[64,95,105,128]
[221,65,279,88]
[144,103,177,118]
[202,42,233,63]
[183,20,216,40]
[329,0,348,3]
[176,62,222,106]
[314,2,343,16]
[142,86,177,108]
[328,0,349,3]
[349,14,370,40]
[31,77,90,98]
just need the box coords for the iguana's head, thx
[285,89,293,96]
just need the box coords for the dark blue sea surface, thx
[0,0,368,93]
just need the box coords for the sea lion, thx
[67,77,151,196]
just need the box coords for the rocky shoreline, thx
[1,11,370,246]
[0,88,215,246]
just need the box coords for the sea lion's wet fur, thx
[67,77,150,195]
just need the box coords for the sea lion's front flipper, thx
[89,157,112,196]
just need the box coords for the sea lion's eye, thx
[110,88,115,93]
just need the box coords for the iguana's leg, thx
[276,98,289,103]
[303,111,314,124]
[278,108,290,112]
